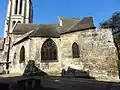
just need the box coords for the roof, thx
[58,16,80,28]
[12,24,40,34]
[0,39,4,50]
[12,16,95,45]
[13,17,95,35]
[58,16,80,33]
[30,24,60,38]
[13,25,60,45]
[13,30,35,45]
[60,17,95,34]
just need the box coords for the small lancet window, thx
[20,46,25,63]
[72,43,80,58]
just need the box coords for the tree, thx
[100,11,120,30]
[100,12,120,78]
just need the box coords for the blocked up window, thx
[41,39,57,62]
[20,46,25,63]
[72,43,80,58]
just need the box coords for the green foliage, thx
[100,11,120,78]
[100,11,120,28]
[100,21,110,28]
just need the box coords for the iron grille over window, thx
[72,43,80,58]
[41,39,57,62]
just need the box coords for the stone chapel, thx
[0,0,119,81]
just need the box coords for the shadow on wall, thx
[0,60,120,90]
[113,35,120,79]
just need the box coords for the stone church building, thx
[0,0,119,81]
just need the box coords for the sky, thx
[0,0,120,38]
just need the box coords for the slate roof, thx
[59,17,80,28]
[60,17,95,34]
[30,25,60,38]
[57,17,80,33]
[12,16,95,45]
[12,24,40,34]
[0,39,4,50]
[13,25,60,45]
[13,16,95,35]
[72,17,95,30]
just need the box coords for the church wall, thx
[0,51,3,61]
[29,37,62,75]
[9,39,30,74]
[10,34,24,45]
[60,28,119,81]
[8,29,119,81]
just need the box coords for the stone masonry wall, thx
[29,38,62,75]
[60,28,119,81]
[9,39,30,74]
[9,28,119,81]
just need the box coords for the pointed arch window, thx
[41,39,58,62]
[20,46,25,63]
[14,0,18,14]
[72,43,80,58]
[13,52,17,65]
[19,0,23,14]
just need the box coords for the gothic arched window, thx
[14,0,18,14]
[19,0,23,14]
[41,39,57,62]
[72,43,80,58]
[20,46,25,63]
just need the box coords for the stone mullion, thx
[12,0,16,15]
[22,0,25,18]
[25,0,30,23]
